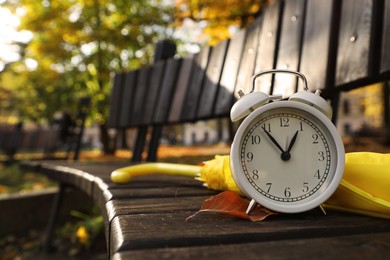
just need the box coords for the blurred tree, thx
[0,0,271,153]
[174,0,271,45]
[1,0,174,152]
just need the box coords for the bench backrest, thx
[107,0,390,160]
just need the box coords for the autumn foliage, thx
[174,0,271,45]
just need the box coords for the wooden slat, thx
[110,210,390,253]
[20,131,33,150]
[300,0,340,91]
[197,40,229,119]
[43,129,59,152]
[114,232,390,260]
[181,47,211,122]
[381,0,390,75]
[142,61,166,125]
[119,71,137,128]
[335,0,378,88]
[107,72,125,128]
[39,162,95,197]
[103,187,216,203]
[168,57,194,123]
[214,29,246,116]
[235,17,262,95]
[153,58,182,124]
[254,1,283,94]
[273,0,306,97]
[105,196,208,224]
[131,67,151,126]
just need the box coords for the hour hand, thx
[287,130,299,153]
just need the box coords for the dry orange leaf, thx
[187,191,277,222]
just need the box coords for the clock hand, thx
[287,130,299,153]
[280,130,299,161]
[262,128,285,154]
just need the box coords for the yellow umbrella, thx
[111,152,390,219]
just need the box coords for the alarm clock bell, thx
[231,69,333,121]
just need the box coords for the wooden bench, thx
[1,96,90,161]
[21,0,390,258]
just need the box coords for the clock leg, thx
[319,204,327,215]
[246,199,258,215]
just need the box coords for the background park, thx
[0,0,389,258]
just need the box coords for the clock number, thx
[312,134,319,144]
[280,117,289,127]
[284,187,291,197]
[302,182,309,193]
[318,151,325,161]
[251,135,261,145]
[314,169,321,179]
[252,170,259,180]
[246,152,253,162]
[266,183,272,193]
[300,122,304,131]
[261,123,271,133]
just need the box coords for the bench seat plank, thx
[103,187,217,202]
[113,232,390,260]
[105,196,210,223]
[110,210,390,253]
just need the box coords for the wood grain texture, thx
[273,0,306,98]
[107,72,125,128]
[27,157,390,259]
[119,71,137,128]
[254,1,282,94]
[181,47,211,122]
[105,196,208,223]
[168,57,194,123]
[336,0,375,87]
[103,187,216,204]
[142,61,166,125]
[235,18,262,96]
[214,29,246,116]
[153,58,182,124]
[110,210,390,253]
[300,0,337,91]
[381,0,390,75]
[197,40,229,119]
[113,232,390,260]
[131,67,151,126]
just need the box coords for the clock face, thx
[231,101,344,213]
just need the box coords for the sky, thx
[0,2,32,71]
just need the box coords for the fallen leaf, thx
[187,191,277,222]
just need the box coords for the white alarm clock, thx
[230,69,345,214]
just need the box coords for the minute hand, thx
[263,129,285,153]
